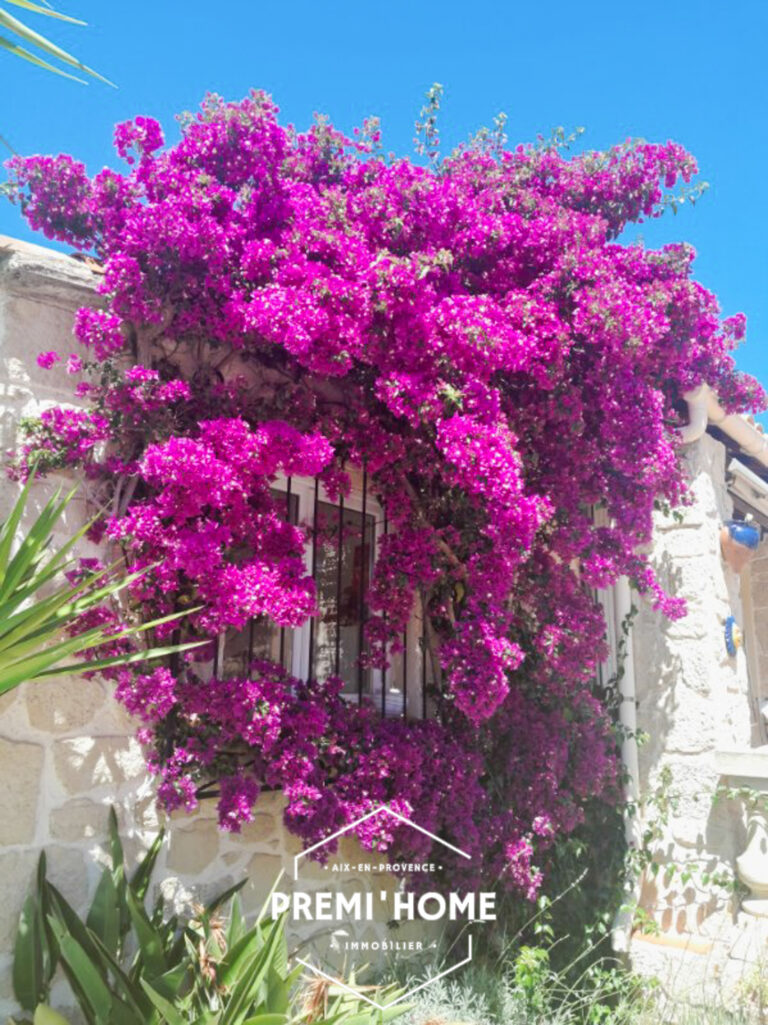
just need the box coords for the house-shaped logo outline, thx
[292,803,475,1011]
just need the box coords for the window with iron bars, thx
[214,471,434,718]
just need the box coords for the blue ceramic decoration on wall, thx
[720,519,761,573]
[725,616,743,657]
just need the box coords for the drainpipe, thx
[678,385,709,445]
[611,576,642,953]
[704,389,768,470]
[679,383,768,469]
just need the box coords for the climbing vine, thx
[6,91,764,895]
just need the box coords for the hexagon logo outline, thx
[292,802,472,881]
[290,803,476,1011]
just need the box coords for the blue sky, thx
[2,0,767,401]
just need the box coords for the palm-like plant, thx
[0,471,199,695]
[0,0,111,83]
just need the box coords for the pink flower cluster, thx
[7,92,764,895]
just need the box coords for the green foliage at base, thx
[11,809,407,1025]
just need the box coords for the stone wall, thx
[629,431,768,1000]
[0,236,414,1019]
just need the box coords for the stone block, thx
[242,853,284,914]
[239,812,278,845]
[167,819,221,876]
[53,735,145,794]
[46,846,89,912]
[26,676,106,733]
[50,798,106,843]
[664,687,715,755]
[0,737,43,844]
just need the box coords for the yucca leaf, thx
[123,883,168,980]
[226,894,246,951]
[33,1005,73,1025]
[85,927,150,1020]
[0,567,122,656]
[12,893,44,1011]
[0,7,113,83]
[0,483,73,603]
[129,824,164,903]
[0,479,201,692]
[204,878,247,916]
[44,882,101,969]
[139,980,187,1025]
[220,916,287,1025]
[0,471,37,577]
[46,916,113,1025]
[147,961,188,1004]
[107,805,125,872]
[0,31,82,76]
[240,1016,286,1025]
[86,868,120,958]
[0,562,179,653]
[6,0,85,24]
[32,639,206,682]
[0,629,114,692]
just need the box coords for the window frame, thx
[214,470,429,717]
[272,471,387,701]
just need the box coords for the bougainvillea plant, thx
[6,91,764,897]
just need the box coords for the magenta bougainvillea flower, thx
[7,92,764,895]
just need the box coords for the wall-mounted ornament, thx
[720,518,761,573]
[725,615,744,657]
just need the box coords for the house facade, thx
[0,234,767,1013]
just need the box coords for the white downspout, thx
[611,576,641,953]
[679,382,768,468]
[705,389,768,469]
[678,385,709,445]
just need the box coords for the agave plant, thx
[0,0,111,83]
[12,808,408,1025]
[0,471,201,695]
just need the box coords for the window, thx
[216,471,432,718]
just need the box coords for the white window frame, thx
[215,470,427,716]
[272,471,386,701]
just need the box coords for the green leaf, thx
[129,824,164,902]
[140,980,187,1025]
[0,471,37,577]
[0,7,113,83]
[219,925,268,989]
[44,879,108,970]
[220,916,286,1025]
[147,961,188,1004]
[5,0,85,25]
[0,32,81,76]
[124,884,168,979]
[46,916,114,1025]
[84,928,150,1020]
[86,868,120,958]
[226,894,246,950]
[0,479,200,695]
[0,483,72,603]
[33,1005,73,1025]
[12,894,44,1011]
[204,878,247,916]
